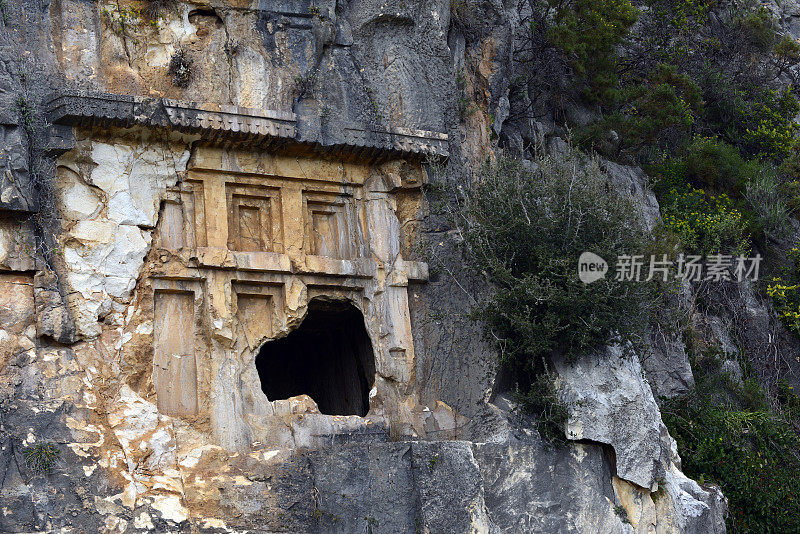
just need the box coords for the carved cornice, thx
[45,91,449,160]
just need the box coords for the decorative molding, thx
[45,91,449,159]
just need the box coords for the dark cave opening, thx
[255,299,376,416]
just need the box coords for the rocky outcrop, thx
[555,345,670,490]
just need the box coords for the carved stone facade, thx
[148,145,434,450]
[47,92,460,454]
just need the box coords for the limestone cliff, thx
[1,0,799,532]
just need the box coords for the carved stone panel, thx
[304,192,361,259]
[159,180,206,250]
[226,183,282,253]
[234,282,284,349]
[154,290,198,416]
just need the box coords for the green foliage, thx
[654,0,715,31]
[15,95,35,136]
[741,88,799,160]
[428,454,439,469]
[663,356,800,533]
[658,185,748,256]
[23,442,60,474]
[741,7,779,51]
[461,148,654,437]
[774,35,800,62]
[680,137,756,194]
[744,166,791,241]
[780,138,800,181]
[585,64,704,157]
[777,379,800,422]
[624,65,702,144]
[514,372,570,445]
[767,247,800,337]
[0,0,9,25]
[545,0,639,101]
[581,0,799,166]
[613,504,631,524]
[651,138,757,254]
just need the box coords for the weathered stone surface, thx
[475,439,627,533]
[0,125,36,213]
[33,269,76,344]
[56,130,193,338]
[642,333,695,401]
[555,345,671,490]
[600,159,661,232]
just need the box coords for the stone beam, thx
[45,91,449,161]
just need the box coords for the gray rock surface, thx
[642,333,695,400]
[600,160,661,233]
[554,344,671,490]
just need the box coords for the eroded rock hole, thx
[188,8,223,38]
[255,299,376,416]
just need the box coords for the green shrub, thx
[681,137,760,195]
[626,65,702,141]
[460,148,654,438]
[582,1,798,168]
[744,166,791,241]
[741,88,799,160]
[780,139,800,180]
[767,247,800,338]
[590,64,704,158]
[777,379,800,422]
[663,357,800,533]
[546,0,639,101]
[774,35,800,62]
[651,139,755,254]
[741,6,779,51]
[23,442,60,473]
[659,186,749,255]
[514,372,570,444]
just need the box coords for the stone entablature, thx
[46,91,449,160]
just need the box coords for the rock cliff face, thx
[2,0,798,532]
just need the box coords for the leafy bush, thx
[579,64,704,158]
[621,65,703,147]
[741,88,799,160]
[460,148,654,438]
[744,167,791,241]
[597,1,797,166]
[767,248,800,337]
[781,138,800,179]
[545,0,639,101]
[681,137,760,195]
[651,140,755,254]
[23,442,60,473]
[774,35,800,63]
[663,354,800,533]
[514,372,570,444]
[659,186,748,255]
[741,6,779,51]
